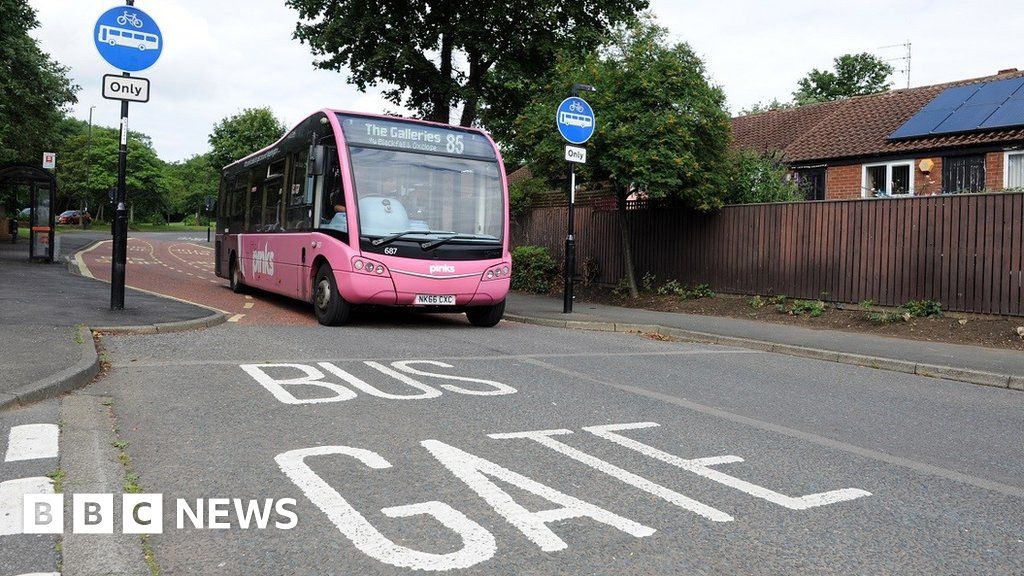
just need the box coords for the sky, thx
[29,0,1024,163]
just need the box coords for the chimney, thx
[998,68,1019,74]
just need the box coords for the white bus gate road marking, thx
[0,477,55,536]
[582,423,871,510]
[240,361,516,404]
[277,422,869,571]
[5,424,59,463]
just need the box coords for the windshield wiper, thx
[421,234,500,251]
[368,230,456,247]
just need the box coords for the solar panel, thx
[889,109,955,139]
[920,85,978,112]
[979,98,1024,129]
[964,77,1024,105]
[890,77,1024,139]
[933,103,1000,132]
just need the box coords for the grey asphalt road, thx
[68,318,1024,575]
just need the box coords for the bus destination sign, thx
[338,115,496,160]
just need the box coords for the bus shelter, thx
[0,164,56,262]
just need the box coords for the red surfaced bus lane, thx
[75,237,315,326]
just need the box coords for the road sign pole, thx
[111,71,130,310]
[563,164,576,313]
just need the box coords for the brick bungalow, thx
[731,68,1024,200]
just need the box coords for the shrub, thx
[858,299,875,311]
[903,299,941,318]
[767,294,786,306]
[684,283,715,300]
[789,299,825,317]
[868,311,905,324]
[657,279,685,296]
[641,272,657,293]
[510,246,557,294]
[612,277,631,297]
[149,214,167,226]
[183,213,210,227]
[749,295,766,308]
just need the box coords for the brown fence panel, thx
[510,192,1024,315]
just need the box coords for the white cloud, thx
[27,0,1024,161]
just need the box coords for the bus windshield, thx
[348,147,503,242]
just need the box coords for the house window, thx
[795,167,826,200]
[942,154,986,194]
[1006,151,1024,189]
[862,161,913,197]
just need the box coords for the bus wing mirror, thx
[308,145,326,176]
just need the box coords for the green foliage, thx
[793,53,893,105]
[749,295,766,308]
[182,213,210,227]
[641,272,657,292]
[726,150,803,204]
[683,283,715,300]
[163,153,219,219]
[509,176,548,216]
[903,299,942,318]
[738,99,794,116]
[286,0,646,127]
[612,277,632,297]
[208,107,286,170]
[0,0,79,164]
[510,17,732,212]
[511,245,557,293]
[868,311,905,324]
[657,279,684,296]
[767,295,787,306]
[788,299,826,317]
[53,118,169,220]
[858,299,875,311]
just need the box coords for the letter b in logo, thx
[73,494,114,534]
[23,494,63,534]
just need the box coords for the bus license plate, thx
[415,294,456,306]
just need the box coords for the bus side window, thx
[318,148,347,235]
[285,149,311,230]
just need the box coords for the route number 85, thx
[446,134,464,154]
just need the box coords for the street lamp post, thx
[85,105,95,228]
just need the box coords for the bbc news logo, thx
[23,494,298,534]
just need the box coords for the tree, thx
[285,0,646,127]
[163,153,219,222]
[793,53,893,105]
[738,98,794,116]
[208,107,286,170]
[0,0,78,164]
[725,150,802,205]
[55,121,168,222]
[511,18,732,298]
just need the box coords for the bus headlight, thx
[351,256,389,277]
[481,263,511,281]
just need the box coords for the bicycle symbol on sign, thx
[116,10,143,28]
[569,100,585,113]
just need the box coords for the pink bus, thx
[214,110,510,326]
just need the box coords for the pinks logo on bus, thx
[252,243,275,276]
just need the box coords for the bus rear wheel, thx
[313,265,351,326]
[466,299,505,327]
[229,256,245,294]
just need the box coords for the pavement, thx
[0,232,221,408]
[505,292,1024,390]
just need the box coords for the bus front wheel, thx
[466,299,505,327]
[313,265,351,326]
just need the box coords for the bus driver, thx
[321,189,347,232]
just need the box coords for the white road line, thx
[74,240,109,279]
[15,572,60,575]
[0,477,54,536]
[522,357,1024,499]
[228,314,245,323]
[4,424,58,462]
[244,302,254,309]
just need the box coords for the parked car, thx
[56,210,92,225]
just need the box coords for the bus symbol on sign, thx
[93,6,163,72]
[556,97,596,144]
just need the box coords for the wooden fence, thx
[511,192,1024,316]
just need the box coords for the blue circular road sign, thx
[556,97,596,145]
[94,6,162,72]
